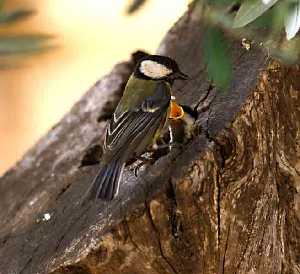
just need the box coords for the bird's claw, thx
[130,154,155,177]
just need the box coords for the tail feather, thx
[90,159,124,201]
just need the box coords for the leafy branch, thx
[125,0,300,91]
[197,0,300,90]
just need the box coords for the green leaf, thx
[206,0,235,5]
[233,0,279,28]
[271,2,288,33]
[0,9,35,24]
[285,0,300,40]
[0,35,54,55]
[203,27,232,91]
[126,0,147,14]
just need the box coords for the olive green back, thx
[115,75,171,117]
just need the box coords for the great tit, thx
[88,55,188,201]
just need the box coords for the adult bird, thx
[88,54,188,200]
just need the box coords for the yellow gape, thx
[169,100,184,120]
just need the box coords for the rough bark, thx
[1,2,300,274]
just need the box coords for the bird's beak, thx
[173,70,189,80]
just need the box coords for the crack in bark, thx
[122,220,143,253]
[144,202,179,274]
[219,219,232,274]
[55,183,73,201]
[202,100,217,143]
[216,169,221,250]
[20,243,40,274]
[20,257,33,274]
[196,89,216,116]
[53,205,91,253]
[233,50,248,69]
[167,180,181,240]
[200,84,214,102]
[122,219,163,274]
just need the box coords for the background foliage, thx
[127,0,300,91]
[0,0,53,69]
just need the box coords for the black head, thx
[134,55,188,83]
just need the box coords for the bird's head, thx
[134,55,188,83]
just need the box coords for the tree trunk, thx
[1,2,300,274]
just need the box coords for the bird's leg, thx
[129,125,184,177]
[168,125,175,150]
[152,125,182,151]
[168,125,184,149]
[150,127,173,151]
[132,161,146,177]
[129,161,142,177]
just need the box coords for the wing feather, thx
[104,81,170,158]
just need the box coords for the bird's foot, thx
[130,154,155,177]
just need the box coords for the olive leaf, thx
[284,0,300,40]
[233,0,279,28]
[262,0,272,4]
[0,9,35,24]
[203,27,232,91]
[0,35,53,55]
[126,0,147,14]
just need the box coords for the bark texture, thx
[1,2,300,274]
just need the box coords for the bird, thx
[169,101,199,144]
[88,54,188,201]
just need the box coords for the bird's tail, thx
[87,159,125,201]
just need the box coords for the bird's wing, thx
[104,81,170,158]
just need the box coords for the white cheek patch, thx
[140,60,172,79]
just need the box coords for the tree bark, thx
[1,2,300,274]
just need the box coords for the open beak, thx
[173,70,189,80]
[169,100,184,119]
